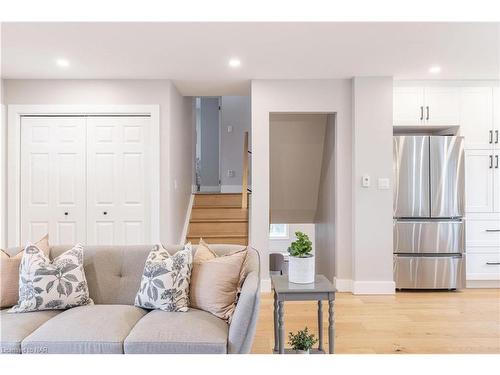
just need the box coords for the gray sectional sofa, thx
[0,244,260,354]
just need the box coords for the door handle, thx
[426,106,429,121]
[490,130,493,144]
[64,212,69,216]
[486,262,500,265]
[496,130,499,144]
[489,155,493,168]
[420,106,424,121]
[496,155,499,169]
[485,229,500,232]
[103,211,108,215]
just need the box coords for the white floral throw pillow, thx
[10,243,93,313]
[135,244,193,312]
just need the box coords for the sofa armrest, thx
[227,270,261,354]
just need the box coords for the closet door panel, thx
[86,116,150,245]
[21,117,86,245]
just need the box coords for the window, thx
[269,224,289,239]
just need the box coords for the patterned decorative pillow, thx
[10,243,93,313]
[135,244,193,312]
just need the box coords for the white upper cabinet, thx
[459,87,494,150]
[393,86,460,126]
[423,87,460,125]
[393,87,425,125]
[494,87,500,150]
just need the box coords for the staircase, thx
[186,193,249,245]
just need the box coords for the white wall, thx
[351,77,394,294]
[0,79,6,248]
[199,97,220,189]
[3,79,193,245]
[220,96,251,192]
[251,79,353,292]
[314,114,336,283]
[269,223,315,254]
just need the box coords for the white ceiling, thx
[1,22,499,95]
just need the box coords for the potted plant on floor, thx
[288,327,318,354]
[288,231,314,283]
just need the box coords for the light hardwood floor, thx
[251,289,500,354]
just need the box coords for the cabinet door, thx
[465,150,494,213]
[21,117,87,245]
[494,87,500,150]
[459,87,494,150]
[86,116,151,245]
[494,152,500,213]
[424,87,460,125]
[393,87,424,125]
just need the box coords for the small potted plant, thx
[288,231,314,284]
[288,327,318,354]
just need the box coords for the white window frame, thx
[269,224,289,239]
[7,104,160,247]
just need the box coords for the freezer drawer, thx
[393,220,464,254]
[394,255,465,289]
[393,136,430,218]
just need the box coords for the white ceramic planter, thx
[288,255,315,284]
[295,349,310,354]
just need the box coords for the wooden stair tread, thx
[193,205,243,209]
[187,234,247,238]
[189,218,248,223]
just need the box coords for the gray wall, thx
[199,97,220,189]
[351,77,394,293]
[269,113,327,223]
[314,114,336,282]
[220,96,251,191]
[2,79,193,245]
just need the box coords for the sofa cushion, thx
[21,305,147,354]
[134,244,192,312]
[124,308,228,354]
[11,244,93,313]
[0,309,61,354]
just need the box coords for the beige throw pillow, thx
[190,239,247,322]
[0,234,50,308]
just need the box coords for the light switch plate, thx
[227,170,235,177]
[362,175,370,188]
[227,125,233,133]
[378,178,390,190]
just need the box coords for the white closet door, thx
[86,116,151,245]
[21,117,86,245]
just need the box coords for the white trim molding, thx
[180,194,194,244]
[7,104,161,246]
[352,280,396,295]
[261,278,271,293]
[334,278,353,292]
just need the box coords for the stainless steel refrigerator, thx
[393,136,465,289]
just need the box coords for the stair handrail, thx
[242,131,249,209]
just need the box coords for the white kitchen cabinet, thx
[459,87,494,150]
[393,87,425,125]
[424,87,460,126]
[466,252,500,280]
[465,150,495,213]
[494,152,500,213]
[494,87,500,150]
[393,86,460,126]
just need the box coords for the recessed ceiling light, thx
[56,58,70,68]
[429,65,441,74]
[228,58,241,68]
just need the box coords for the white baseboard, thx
[352,280,396,294]
[199,185,220,192]
[220,184,242,193]
[261,278,271,293]
[334,278,353,292]
[466,280,500,288]
[180,194,194,244]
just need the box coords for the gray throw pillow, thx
[10,243,93,312]
[135,244,192,312]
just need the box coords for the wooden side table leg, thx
[278,300,285,354]
[317,300,324,352]
[273,292,279,352]
[328,298,335,354]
